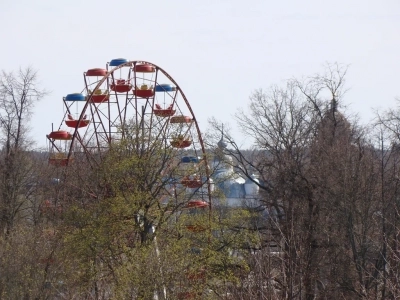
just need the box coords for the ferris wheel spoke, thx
[73,134,99,168]
[88,103,109,154]
[109,73,124,127]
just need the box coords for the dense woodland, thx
[1,64,400,299]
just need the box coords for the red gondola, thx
[181,176,202,188]
[65,114,90,128]
[171,137,192,148]
[183,200,209,232]
[184,200,209,209]
[134,64,155,73]
[86,68,107,77]
[186,225,206,232]
[154,103,175,117]
[48,153,72,166]
[40,200,62,214]
[48,158,69,166]
[48,130,72,140]
[154,109,175,117]
[177,292,195,300]
[89,89,109,103]
[186,268,206,280]
[133,84,154,98]
[110,79,132,93]
[91,94,109,103]
[170,116,192,123]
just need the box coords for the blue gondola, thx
[155,83,175,92]
[65,93,86,101]
[109,58,129,67]
[181,156,200,163]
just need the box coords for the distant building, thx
[210,133,261,208]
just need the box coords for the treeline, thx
[2,64,400,299]
[208,64,400,299]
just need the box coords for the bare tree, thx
[374,105,400,299]
[0,67,47,234]
[209,64,393,299]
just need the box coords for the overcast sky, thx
[1,0,399,149]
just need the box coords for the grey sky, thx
[1,0,399,149]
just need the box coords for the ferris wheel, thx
[46,58,212,211]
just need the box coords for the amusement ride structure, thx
[46,58,212,219]
[44,58,263,299]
